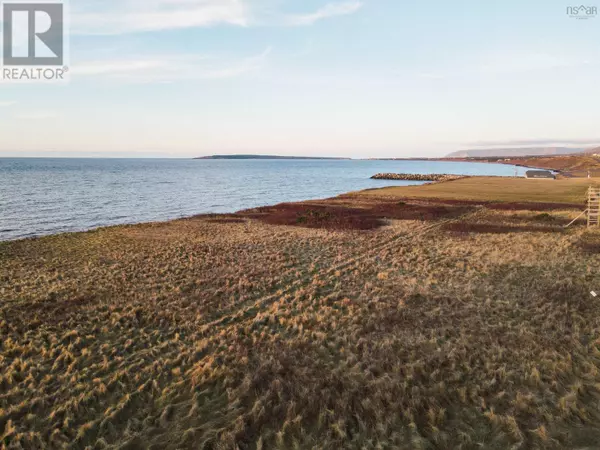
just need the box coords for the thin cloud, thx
[280,1,363,26]
[72,0,249,35]
[72,0,363,35]
[0,101,16,107]
[73,47,271,83]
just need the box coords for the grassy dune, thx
[2,179,600,449]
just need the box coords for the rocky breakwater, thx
[371,173,466,182]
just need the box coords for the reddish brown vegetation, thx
[205,217,247,224]
[237,197,582,232]
[370,202,473,221]
[240,203,383,230]
[239,201,474,231]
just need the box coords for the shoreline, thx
[2,153,592,243]
[1,159,517,242]
[2,176,592,244]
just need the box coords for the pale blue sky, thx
[1,0,600,158]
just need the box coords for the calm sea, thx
[0,158,526,241]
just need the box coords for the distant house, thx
[525,170,555,179]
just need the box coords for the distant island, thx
[195,154,350,160]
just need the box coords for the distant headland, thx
[194,154,350,160]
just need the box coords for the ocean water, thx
[0,158,527,241]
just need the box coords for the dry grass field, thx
[2,178,600,449]
[354,176,594,204]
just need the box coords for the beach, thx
[0,158,527,241]
[3,177,600,448]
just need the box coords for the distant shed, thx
[525,170,555,179]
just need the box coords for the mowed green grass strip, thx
[357,176,598,204]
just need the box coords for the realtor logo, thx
[567,5,597,19]
[1,0,68,82]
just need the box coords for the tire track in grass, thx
[148,211,485,447]
[99,210,483,448]
[196,209,484,338]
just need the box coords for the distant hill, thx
[501,154,600,177]
[583,147,600,155]
[195,154,349,160]
[446,147,584,158]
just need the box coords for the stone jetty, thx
[371,173,465,182]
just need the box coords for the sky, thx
[1,0,600,158]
